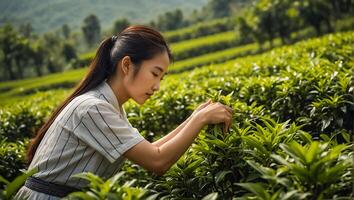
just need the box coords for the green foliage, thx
[271,141,352,199]
[0,31,353,199]
[151,9,185,32]
[170,31,239,61]
[0,139,28,182]
[0,101,57,141]
[237,0,354,46]
[0,0,208,34]
[112,18,130,35]
[204,0,235,19]
[169,40,278,73]
[0,24,33,80]
[0,167,37,200]
[64,172,148,200]
[236,139,353,199]
[164,17,235,43]
[82,14,101,48]
[240,118,301,164]
[0,23,78,81]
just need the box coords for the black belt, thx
[24,176,81,198]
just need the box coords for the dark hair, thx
[26,25,173,165]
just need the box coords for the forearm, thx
[152,115,193,147]
[157,114,205,171]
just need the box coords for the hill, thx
[0,0,208,33]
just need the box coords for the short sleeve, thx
[73,102,145,163]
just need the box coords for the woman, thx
[14,25,233,199]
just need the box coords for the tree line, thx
[0,0,352,81]
[0,0,244,81]
[237,0,353,47]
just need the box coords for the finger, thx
[221,114,230,134]
[228,122,232,133]
[224,122,228,134]
[225,113,232,132]
[222,108,233,119]
[216,103,233,113]
[223,106,233,116]
[226,111,232,120]
[196,101,210,111]
[228,120,232,132]
[224,105,234,114]
[224,119,231,134]
[203,99,212,106]
[202,99,212,106]
[199,102,211,110]
[229,114,233,130]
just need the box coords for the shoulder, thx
[71,93,118,118]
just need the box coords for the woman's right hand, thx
[194,102,233,133]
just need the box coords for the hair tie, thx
[111,35,118,42]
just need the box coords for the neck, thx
[106,77,129,108]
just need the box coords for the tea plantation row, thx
[0,31,353,199]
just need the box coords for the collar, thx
[96,80,126,117]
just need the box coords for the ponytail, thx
[26,37,115,165]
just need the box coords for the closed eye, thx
[152,72,165,81]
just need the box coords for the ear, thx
[121,56,132,75]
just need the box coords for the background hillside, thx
[0,0,208,33]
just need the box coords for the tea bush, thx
[0,139,27,183]
[164,17,235,43]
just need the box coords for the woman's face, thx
[124,51,170,105]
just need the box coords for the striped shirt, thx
[15,80,145,199]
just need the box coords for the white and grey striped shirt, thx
[24,80,145,190]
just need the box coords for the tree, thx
[188,9,204,24]
[297,0,333,36]
[237,11,267,49]
[254,0,277,47]
[236,0,298,47]
[0,24,18,80]
[29,40,46,77]
[253,0,299,46]
[82,14,101,47]
[12,38,32,79]
[62,42,77,62]
[42,32,64,73]
[0,24,31,80]
[19,22,33,38]
[112,18,130,35]
[62,24,71,39]
[330,0,353,15]
[149,20,156,29]
[206,0,233,18]
[154,9,185,31]
[271,0,299,44]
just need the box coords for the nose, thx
[152,81,160,91]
